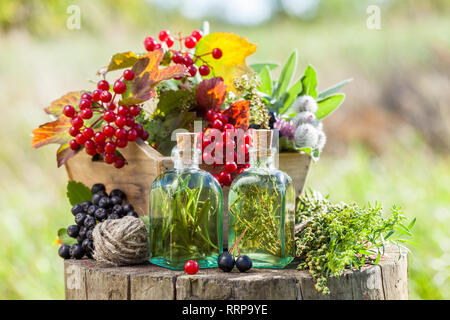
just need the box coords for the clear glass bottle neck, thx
[172,147,200,170]
[249,147,277,170]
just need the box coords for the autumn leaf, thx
[56,143,79,168]
[196,77,227,115]
[195,33,257,91]
[120,49,188,105]
[31,116,72,148]
[106,51,139,72]
[222,100,250,130]
[44,91,83,116]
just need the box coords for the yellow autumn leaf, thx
[195,32,257,91]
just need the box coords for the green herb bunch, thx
[295,190,416,295]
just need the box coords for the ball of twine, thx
[93,216,149,266]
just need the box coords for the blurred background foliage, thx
[0,0,448,299]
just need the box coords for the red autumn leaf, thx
[222,100,250,130]
[31,116,72,148]
[56,143,79,168]
[44,91,83,116]
[120,49,188,105]
[196,77,227,114]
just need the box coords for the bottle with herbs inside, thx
[228,129,295,268]
[149,132,223,270]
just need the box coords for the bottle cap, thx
[250,129,273,157]
[176,132,200,163]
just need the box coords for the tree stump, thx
[64,246,408,300]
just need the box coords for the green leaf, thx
[300,65,318,98]
[407,217,416,230]
[107,51,139,72]
[257,66,273,96]
[274,50,297,100]
[57,228,77,246]
[250,63,279,73]
[317,78,352,100]
[279,77,303,114]
[315,94,345,120]
[66,181,92,206]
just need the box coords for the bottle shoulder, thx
[151,167,222,192]
[231,167,293,189]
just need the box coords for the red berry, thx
[212,48,223,59]
[104,153,116,164]
[184,260,199,274]
[134,123,144,135]
[94,131,106,144]
[113,80,127,94]
[223,123,234,131]
[199,65,210,76]
[206,109,216,121]
[145,38,157,51]
[237,167,245,175]
[105,141,116,153]
[92,89,102,101]
[81,92,92,100]
[126,117,135,127]
[225,161,237,173]
[103,124,114,137]
[63,105,76,118]
[115,115,127,128]
[184,36,197,49]
[154,43,162,50]
[158,30,170,42]
[82,127,94,139]
[100,91,112,103]
[69,139,80,150]
[79,99,91,110]
[115,128,127,139]
[69,127,79,137]
[107,102,116,111]
[183,55,194,66]
[127,129,138,141]
[84,139,95,150]
[103,110,115,123]
[75,133,86,145]
[219,171,232,186]
[114,157,125,169]
[123,69,135,81]
[244,134,252,145]
[71,116,84,129]
[97,80,109,91]
[96,142,105,154]
[116,138,128,148]
[144,36,154,48]
[188,65,197,77]
[129,105,140,117]
[117,105,129,117]
[191,30,203,41]
[140,130,149,141]
[165,36,174,48]
[80,108,93,120]
[172,52,184,64]
[213,119,223,130]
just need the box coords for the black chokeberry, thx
[87,205,98,215]
[84,216,96,229]
[81,201,92,212]
[70,244,85,259]
[92,193,102,206]
[98,196,111,208]
[112,204,123,216]
[78,226,87,239]
[108,213,120,219]
[81,238,93,251]
[268,111,276,129]
[122,203,134,213]
[110,189,126,199]
[58,244,71,259]
[71,204,83,216]
[67,225,79,238]
[110,196,122,206]
[74,213,86,226]
[218,252,235,272]
[127,211,139,218]
[94,208,107,221]
[249,124,261,129]
[91,183,106,195]
[86,229,93,241]
[76,235,85,243]
[235,255,252,272]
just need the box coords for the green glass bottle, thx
[149,132,223,270]
[228,129,295,268]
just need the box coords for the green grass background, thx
[0,0,449,299]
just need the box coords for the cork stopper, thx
[250,129,273,157]
[176,132,200,164]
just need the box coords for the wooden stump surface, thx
[65,246,408,300]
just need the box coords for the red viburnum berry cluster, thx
[63,69,149,169]
[143,29,223,79]
[201,109,252,187]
